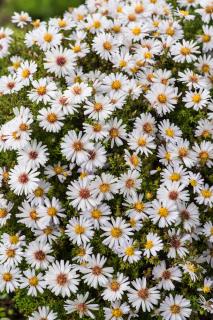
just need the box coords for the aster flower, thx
[45,260,79,297]
[127,277,160,312]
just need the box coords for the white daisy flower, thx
[28,78,57,104]
[45,260,79,297]
[29,306,58,320]
[20,269,46,296]
[25,240,54,270]
[67,178,98,211]
[101,217,133,249]
[44,46,76,77]
[147,199,178,228]
[145,83,178,115]
[9,164,39,195]
[65,292,99,319]
[0,265,21,293]
[37,26,62,51]
[80,254,113,288]
[183,89,210,110]
[170,39,200,63]
[104,301,130,320]
[143,232,163,258]
[159,294,191,320]
[17,139,49,169]
[127,277,160,312]
[152,261,182,291]
[66,216,94,245]
[61,130,93,165]
[102,272,130,302]
[11,11,31,28]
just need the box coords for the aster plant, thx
[0,0,213,319]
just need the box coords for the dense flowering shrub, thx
[0,0,212,319]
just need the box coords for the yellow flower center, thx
[91,209,102,219]
[111,227,122,238]
[47,113,57,123]
[109,128,119,138]
[170,304,181,314]
[29,276,38,286]
[187,262,197,272]
[12,61,21,69]
[138,137,146,146]
[199,151,209,160]
[32,19,40,28]
[93,20,101,29]
[34,187,44,197]
[111,80,121,90]
[179,10,189,16]
[44,226,53,235]
[144,240,154,249]
[158,94,167,103]
[58,19,67,28]
[0,208,7,218]
[134,201,145,212]
[170,172,181,181]
[165,128,174,137]
[75,225,85,234]
[37,86,47,96]
[125,178,135,189]
[135,4,144,14]
[99,183,110,193]
[47,207,57,217]
[202,64,210,73]
[93,123,102,132]
[10,235,19,245]
[165,151,171,160]
[78,247,86,256]
[192,94,201,103]
[30,210,38,220]
[132,27,141,36]
[110,280,120,291]
[180,47,191,55]
[54,166,63,174]
[179,147,188,157]
[124,246,135,256]
[6,248,15,258]
[158,207,169,217]
[112,25,121,33]
[112,308,123,318]
[22,69,30,78]
[202,34,211,42]
[130,154,139,167]
[205,5,213,14]
[202,285,211,293]
[119,60,127,68]
[201,189,212,198]
[43,33,53,42]
[190,179,197,187]
[144,52,152,59]
[73,45,81,53]
[129,218,136,227]
[202,130,210,138]
[166,27,175,36]
[103,41,112,50]
[73,141,83,151]
[94,103,103,111]
[3,272,12,282]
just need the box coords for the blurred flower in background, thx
[0,0,84,24]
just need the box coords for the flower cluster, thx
[0,0,212,319]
